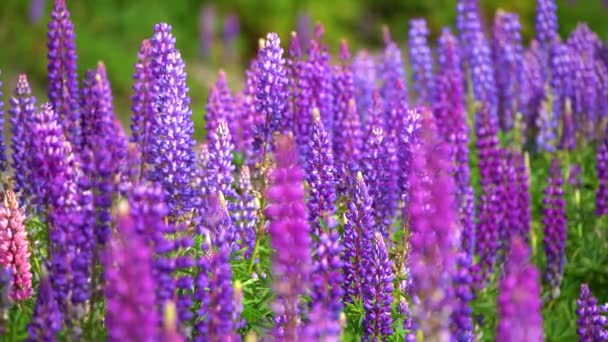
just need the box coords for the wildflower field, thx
[0,0,607,341]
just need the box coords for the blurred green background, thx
[0,0,606,138]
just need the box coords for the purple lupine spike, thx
[397,297,416,341]
[286,31,302,134]
[0,72,6,173]
[198,4,215,59]
[361,126,391,237]
[514,153,532,244]
[550,42,576,150]
[308,40,334,139]
[333,40,360,183]
[204,121,237,200]
[240,60,259,164]
[0,190,33,301]
[456,0,484,62]
[352,50,376,123]
[378,28,408,127]
[474,104,502,287]
[408,18,435,105]
[232,281,245,332]
[253,32,289,156]
[236,166,257,258]
[500,150,519,259]
[296,12,312,51]
[265,134,311,340]
[409,110,457,340]
[310,229,343,338]
[536,99,558,152]
[47,0,81,150]
[9,74,37,203]
[542,158,567,298]
[290,33,314,156]
[27,273,62,341]
[597,130,608,215]
[399,107,422,211]
[194,204,235,340]
[104,202,158,342]
[342,172,374,304]
[147,23,198,220]
[303,300,342,341]
[435,27,475,257]
[577,284,605,341]
[130,39,155,179]
[205,70,236,143]
[496,236,543,342]
[363,232,394,340]
[492,10,524,132]
[451,253,474,341]
[521,41,545,144]
[535,0,558,50]
[306,109,337,236]
[222,13,239,60]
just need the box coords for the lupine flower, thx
[289,32,314,156]
[352,50,376,123]
[577,283,607,341]
[542,158,567,298]
[398,107,422,211]
[9,74,37,203]
[147,23,198,220]
[397,297,417,342]
[0,72,6,173]
[204,121,237,203]
[253,32,289,155]
[307,39,335,139]
[0,268,10,335]
[296,11,312,51]
[239,60,258,162]
[451,253,474,341]
[27,273,62,341]
[535,0,558,50]
[378,28,408,130]
[265,134,312,340]
[363,232,394,340]
[408,18,435,105]
[205,70,236,144]
[536,98,558,152]
[597,128,608,215]
[342,172,375,304]
[456,0,483,62]
[130,39,155,179]
[306,109,337,235]
[496,236,543,342]
[409,110,457,340]
[29,0,46,24]
[222,13,239,60]
[104,202,158,342]
[569,164,582,188]
[492,10,524,131]
[0,190,32,301]
[550,42,575,150]
[47,0,81,149]
[198,4,215,59]
[521,41,545,141]
[235,166,257,258]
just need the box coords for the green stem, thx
[248,232,261,275]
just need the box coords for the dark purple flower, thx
[576,283,606,341]
[451,253,474,341]
[205,70,236,144]
[569,164,582,188]
[409,110,457,339]
[515,152,532,244]
[147,23,198,220]
[9,74,37,203]
[522,41,545,143]
[363,232,394,340]
[408,18,435,105]
[342,172,374,304]
[0,72,6,173]
[204,121,237,202]
[496,236,543,342]
[597,131,608,215]
[306,110,337,235]
[399,107,422,211]
[542,158,567,298]
[104,202,158,342]
[47,0,81,150]
[27,273,62,341]
[130,39,154,180]
[265,135,311,340]
[492,10,524,132]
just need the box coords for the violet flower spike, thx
[236,166,257,259]
[597,129,608,215]
[205,70,236,144]
[408,18,435,105]
[576,283,605,341]
[378,27,408,126]
[535,0,559,50]
[0,72,6,173]
[27,273,62,341]
[451,253,474,341]
[265,134,312,340]
[307,39,335,139]
[352,50,376,124]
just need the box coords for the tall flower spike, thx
[361,125,391,237]
[130,39,155,179]
[378,27,408,125]
[307,40,335,140]
[398,107,422,211]
[409,110,457,340]
[408,18,435,105]
[204,121,237,201]
[515,153,532,244]
[253,32,289,155]
[205,70,236,143]
[265,134,312,340]
[535,0,558,50]
[240,59,260,164]
[104,202,158,342]
[597,128,608,215]
[550,42,575,150]
[363,232,394,340]
[492,10,524,132]
[352,50,376,123]
[47,0,81,149]
[306,109,337,236]
[542,158,567,298]
[522,41,545,143]
[496,237,543,342]
[0,72,6,173]
[0,190,32,301]
[147,23,198,220]
[235,166,257,258]
[451,253,474,340]
[27,273,62,341]
[9,74,37,202]
[577,284,605,341]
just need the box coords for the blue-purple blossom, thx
[535,0,558,50]
[205,70,236,143]
[363,232,394,340]
[307,39,335,139]
[451,253,474,341]
[235,166,257,258]
[408,18,435,105]
[352,50,376,123]
[577,283,608,341]
[27,273,62,341]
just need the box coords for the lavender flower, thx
[535,0,558,50]
[265,134,311,340]
[9,74,37,202]
[307,39,335,138]
[352,50,376,123]
[363,232,394,340]
[306,109,337,235]
[235,166,257,258]
[577,284,606,341]
[522,41,545,141]
[239,60,258,162]
[0,190,33,301]
[27,273,62,341]
[550,42,575,150]
[0,72,6,173]
[378,28,408,129]
[222,13,239,60]
[104,202,158,342]
[342,172,375,304]
[408,18,435,104]
[598,129,608,215]
[409,110,457,340]
[147,23,198,220]
[398,107,422,211]
[496,236,543,342]
[492,10,524,131]
[451,253,474,341]
[542,158,567,298]
[204,121,237,202]
[47,0,81,149]
[205,70,236,143]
